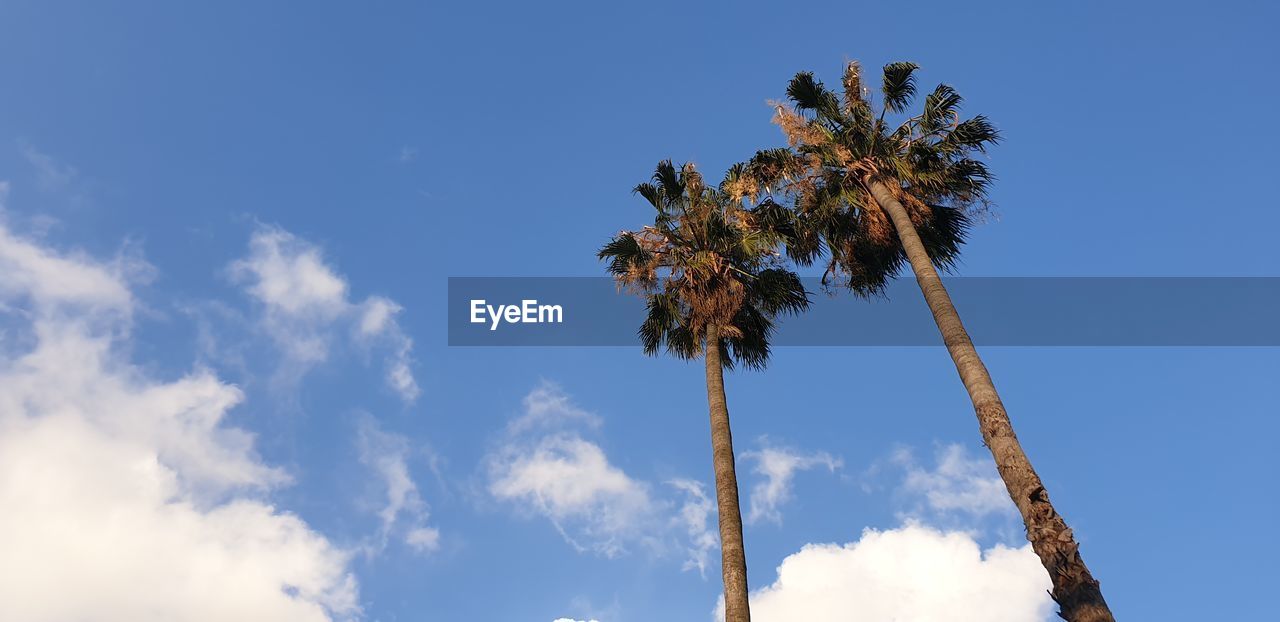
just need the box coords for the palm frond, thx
[725,305,771,370]
[747,148,803,190]
[598,232,647,277]
[653,160,683,206]
[940,115,1000,153]
[748,198,796,239]
[639,291,682,356]
[787,72,839,117]
[749,268,810,316]
[881,62,920,114]
[916,205,972,272]
[922,84,963,132]
[633,182,663,211]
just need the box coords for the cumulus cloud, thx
[717,443,1051,621]
[487,382,712,568]
[356,415,440,554]
[0,217,358,621]
[741,440,841,525]
[728,523,1053,622]
[230,225,420,403]
[893,443,1015,519]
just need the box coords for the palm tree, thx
[600,160,808,622]
[733,62,1114,622]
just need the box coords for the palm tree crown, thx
[599,160,808,368]
[732,61,1000,294]
[740,62,1116,622]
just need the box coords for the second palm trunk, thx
[869,180,1115,622]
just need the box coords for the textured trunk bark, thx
[868,180,1115,622]
[704,324,751,622]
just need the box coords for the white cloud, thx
[669,478,717,577]
[727,523,1053,622]
[508,380,602,433]
[741,441,840,525]
[0,220,358,621]
[358,296,400,336]
[489,382,711,563]
[490,431,656,557]
[356,415,440,554]
[406,526,442,551]
[230,225,420,403]
[715,443,1051,621]
[894,443,1014,519]
[233,227,348,323]
[558,596,621,622]
[398,146,419,163]
[0,217,139,315]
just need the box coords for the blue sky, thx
[0,1,1277,621]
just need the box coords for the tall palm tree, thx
[733,62,1114,622]
[600,160,808,622]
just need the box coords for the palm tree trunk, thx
[868,180,1115,622]
[704,324,751,622]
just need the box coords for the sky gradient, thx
[1,2,1277,621]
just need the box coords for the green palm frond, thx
[725,305,770,370]
[653,160,684,206]
[747,148,804,191]
[749,198,796,238]
[787,72,839,117]
[916,205,972,271]
[939,116,1000,153]
[640,291,682,355]
[749,268,809,316]
[921,83,963,133]
[633,182,663,211]
[598,232,647,277]
[881,62,920,113]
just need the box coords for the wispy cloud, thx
[741,440,841,525]
[668,478,717,577]
[18,141,78,191]
[892,443,1015,520]
[230,225,420,403]
[356,415,439,555]
[487,384,657,557]
[486,381,715,570]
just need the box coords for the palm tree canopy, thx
[732,61,1000,295]
[599,160,809,370]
